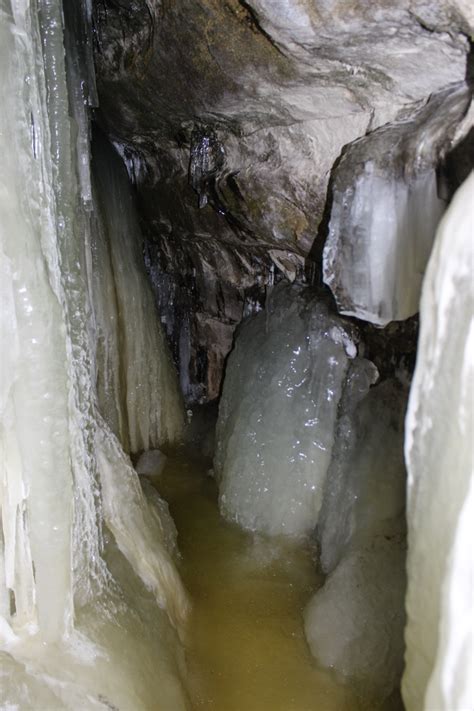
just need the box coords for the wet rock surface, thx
[92,0,472,400]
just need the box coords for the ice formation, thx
[402,173,474,711]
[215,282,411,700]
[305,379,408,702]
[305,539,406,701]
[214,284,365,537]
[0,3,189,707]
[135,449,168,477]
[91,131,184,454]
[323,85,471,326]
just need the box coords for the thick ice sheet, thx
[402,173,474,711]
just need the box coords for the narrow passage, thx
[151,453,360,711]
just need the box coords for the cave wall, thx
[91,0,472,402]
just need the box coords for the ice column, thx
[0,0,79,643]
[402,173,474,711]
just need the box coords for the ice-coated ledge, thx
[323,85,471,327]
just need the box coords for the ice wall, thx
[323,85,470,326]
[304,379,408,703]
[91,131,185,454]
[402,173,474,711]
[0,2,189,707]
[214,284,366,536]
[0,0,75,643]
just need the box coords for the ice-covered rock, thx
[304,378,408,702]
[140,479,179,561]
[323,84,471,327]
[402,173,474,711]
[215,284,364,537]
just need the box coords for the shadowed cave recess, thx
[0,1,473,711]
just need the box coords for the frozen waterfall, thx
[0,2,189,708]
[91,130,185,454]
[305,379,408,703]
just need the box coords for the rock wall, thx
[92,0,472,401]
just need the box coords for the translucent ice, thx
[317,378,407,575]
[324,169,445,326]
[402,173,474,711]
[323,85,470,326]
[215,284,362,536]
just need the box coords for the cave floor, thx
[150,453,360,711]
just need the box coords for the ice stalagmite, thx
[402,173,474,711]
[0,2,189,708]
[304,378,408,703]
[214,284,363,536]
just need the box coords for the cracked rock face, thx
[92,0,472,400]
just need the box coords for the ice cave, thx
[0,1,473,710]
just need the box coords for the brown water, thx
[151,454,361,711]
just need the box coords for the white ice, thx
[0,3,189,708]
[214,284,362,536]
[402,172,474,711]
[305,378,408,702]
